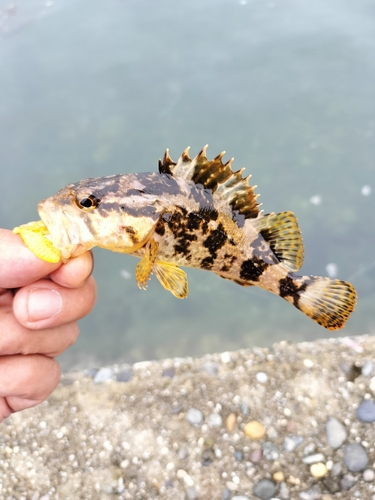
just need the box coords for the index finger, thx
[0,229,61,289]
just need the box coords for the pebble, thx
[357,400,375,422]
[310,463,328,478]
[93,367,113,384]
[343,443,369,472]
[232,496,250,500]
[273,471,285,482]
[250,449,262,462]
[222,489,231,500]
[362,361,374,377]
[226,413,237,431]
[325,417,347,448]
[186,486,197,499]
[298,485,321,500]
[302,453,325,465]
[200,362,219,376]
[283,435,303,451]
[244,421,266,439]
[186,408,203,426]
[116,368,133,382]
[262,442,279,460]
[363,469,375,481]
[207,413,223,427]
[162,367,175,378]
[279,482,290,499]
[340,473,356,490]
[234,450,243,461]
[252,478,276,500]
[256,371,268,383]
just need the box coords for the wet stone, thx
[325,417,347,448]
[116,369,133,382]
[343,443,369,472]
[283,435,303,451]
[93,367,113,384]
[356,400,375,422]
[253,478,276,500]
[186,408,203,426]
[340,473,356,490]
[262,441,279,460]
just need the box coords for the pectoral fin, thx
[13,220,61,263]
[153,261,189,299]
[135,238,159,290]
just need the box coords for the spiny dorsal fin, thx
[253,211,304,272]
[158,146,260,219]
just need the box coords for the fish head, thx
[37,174,162,259]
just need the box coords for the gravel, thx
[2,335,375,499]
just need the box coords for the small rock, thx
[362,361,374,377]
[244,421,266,439]
[240,402,249,415]
[283,435,303,451]
[207,413,223,427]
[162,367,175,378]
[93,367,113,384]
[222,489,231,500]
[186,487,197,499]
[357,400,375,423]
[343,443,369,472]
[273,471,285,482]
[256,371,268,383]
[253,478,276,500]
[363,469,375,481]
[303,453,326,465]
[186,408,203,426]
[262,442,279,460]
[325,417,347,448]
[232,496,250,500]
[323,477,340,493]
[310,463,328,478]
[303,443,316,455]
[298,485,321,500]
[340,473,356,490]
[331,462,342,476]
[279,482,290,499]
[250,449,262,462]
[234,450,243,461]
[200,362,219,376]
[178,447,189,460]
[226,413,237,432]
[116,368,133,382]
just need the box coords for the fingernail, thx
[27,288,63,322]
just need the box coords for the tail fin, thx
[281,275,356,330]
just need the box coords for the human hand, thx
[0,228,97,422]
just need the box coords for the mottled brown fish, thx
[14,146,356,330]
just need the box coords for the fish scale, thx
[13,146,356,330]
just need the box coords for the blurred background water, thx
[1,0,374,370]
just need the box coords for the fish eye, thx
[76,194,100,211]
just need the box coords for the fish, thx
[13,146,356,330]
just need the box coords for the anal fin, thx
[153,261,188,299]
[253,211,304,272]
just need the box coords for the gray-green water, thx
[1,0,374,370]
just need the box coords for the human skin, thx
[0,229,97,422]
